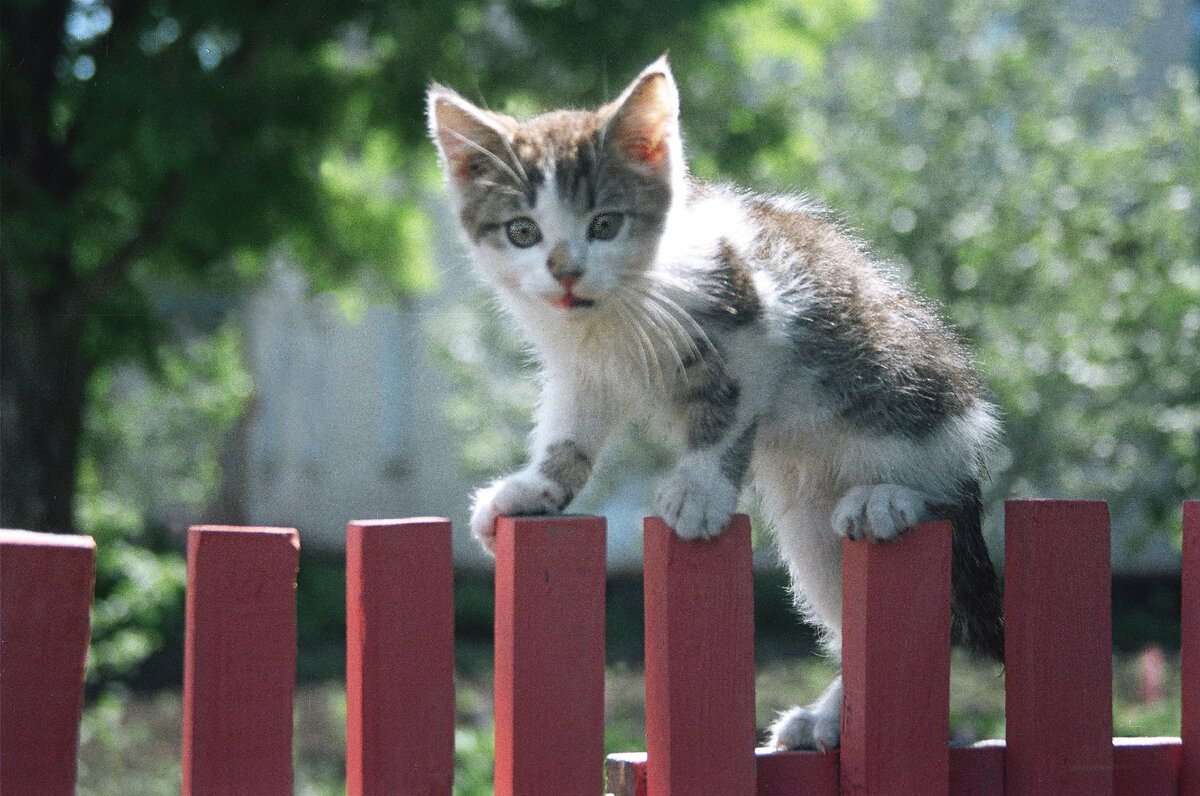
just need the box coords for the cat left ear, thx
[605,57,681,175]
[427,84,515,185]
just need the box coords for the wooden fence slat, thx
[346,518,454,795]
[755,748,839,795]
[8,500,1187,795]
[950,741,1005,795]
[643,514,756,795]
[1004,499,1113,795]
[0,530,96,795]
[1113,737,1181,796]
[608,748,840,796]
[1183,501,1200,796]
[679,736,1187,796]
[182,526,299,795]
[841,519,952,795]
[744,741,1009,796]
[494,515,606,796]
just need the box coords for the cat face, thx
[428,59,685,313]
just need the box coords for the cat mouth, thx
[553,293,596,310]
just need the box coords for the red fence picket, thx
[346,518,454,795]
[182,525,299,795]
[1004,500,1114,794]
[841,519,952,794]
[0,530,95,795]
[754,747,840,795]
[1113,737,1181,795]
[597,501,1200,796]
[493,515,607,796]
[1183,501,1200,796]
[643,514,757,795]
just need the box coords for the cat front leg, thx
[655,419,758,540]
[469,384,616,553]
[655,338,759,538]
[832,484,932,542]
[469,441,594,553]
[654,450,739,540]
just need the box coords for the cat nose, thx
[547,243,584,285]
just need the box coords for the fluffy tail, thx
[938,479,1005,661]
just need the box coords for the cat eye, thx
[587,212,624,242]
[505,217,542,248]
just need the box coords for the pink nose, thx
[559,275,577,292]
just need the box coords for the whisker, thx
[626,289,692,389]
[475,179,527,199]
[642,289,703,359]
[645,284,726,370]
[614,287,672,388]
[610,296,658,391]
[499,134,531,187]
[448,129,525,189]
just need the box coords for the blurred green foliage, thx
[7,0,847,527]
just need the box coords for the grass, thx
[76,647,1182,795]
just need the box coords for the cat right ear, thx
[426,85,513,185]
[604,58,682,177]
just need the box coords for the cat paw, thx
[833,484,930,542]
[469,471,569,554]
[768,706,841,752]
[768,676,843,751]
[654,461,737,540]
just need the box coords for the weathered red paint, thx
[1183,501,1200,796]
[1004,500,1113,795]
[182,525,299,795]
[643,514,757,795]
[346,518,454,795]
[841,520,952,795]
[0,530,95,795]
[494,515,606,796]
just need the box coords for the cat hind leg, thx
[768,675,843,751]
[759,489,848,750]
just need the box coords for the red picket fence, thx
[1,499,1198,795]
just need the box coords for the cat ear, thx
[604,57,681,175]
[426,85,514,184]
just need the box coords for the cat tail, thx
[939,479,1005,662]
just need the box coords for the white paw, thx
[769,705,841,752]
[833,484,930,542]
[469,471,569,554]
[654,460,737,540]
[768,675,843,751]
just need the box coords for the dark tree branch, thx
[0,0,73,164]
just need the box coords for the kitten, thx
[427,57,1003,751]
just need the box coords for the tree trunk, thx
[1,263,90,535]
